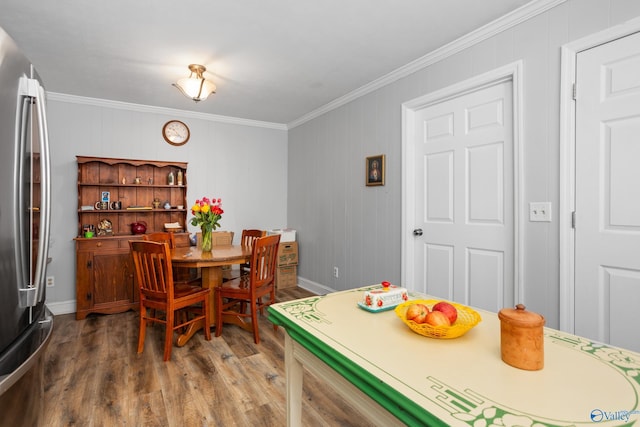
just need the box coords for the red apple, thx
[405,303,429,324]
[425,310,451,327]
[432,301,458,324]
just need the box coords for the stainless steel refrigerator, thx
[0,25,53,426]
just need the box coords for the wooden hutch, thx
[75,156,190,319]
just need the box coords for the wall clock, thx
[162,120,190,146]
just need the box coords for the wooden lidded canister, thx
[498,304,545,370]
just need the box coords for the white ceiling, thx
[0,0,534,125]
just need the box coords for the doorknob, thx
[413,228,423,236]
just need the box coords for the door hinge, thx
[572,83,577,100]
[571,211,576,229]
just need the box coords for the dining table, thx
[268,285,640,426]
[170,244,252,346]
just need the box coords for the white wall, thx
[45,97,288,313]
[287,0,640,329]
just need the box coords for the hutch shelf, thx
[74,156,190,320]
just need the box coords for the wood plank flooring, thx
[43,287,373,427]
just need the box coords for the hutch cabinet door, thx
[92,250,136,309]
[75,250,93,319]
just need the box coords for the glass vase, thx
[201,227,212,252]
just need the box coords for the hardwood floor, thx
[43,287,372,427]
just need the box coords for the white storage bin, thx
[268,228,296,242]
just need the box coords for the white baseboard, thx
[297,277,335,295]
[46,300,76,316]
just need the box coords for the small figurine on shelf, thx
[177,169,183,186]
[121,176,126,184]
[97,219,113,236]
[167,171,175,185]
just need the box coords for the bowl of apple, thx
[394,299,481,339]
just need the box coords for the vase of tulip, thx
[190,197,223,252]
[200,227,212,252]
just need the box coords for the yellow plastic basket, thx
[394,299,481,339]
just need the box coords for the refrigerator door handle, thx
[16,77,50,308]
[31,78,51,306]
[15,80,30,306]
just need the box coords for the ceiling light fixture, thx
[173,64,216,102]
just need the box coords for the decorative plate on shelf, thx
[97,219,113,236]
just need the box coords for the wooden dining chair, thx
[129,240,211,361]
[239,229,266,276]
[213,231,235,281]
[144,232,201,287]
[214,234,280,344]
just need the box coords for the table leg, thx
[285,333,303,426]
[176,266,222,346]
[202,266,222,326]
[284,334,404,426]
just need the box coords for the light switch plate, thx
[529,202,552,222]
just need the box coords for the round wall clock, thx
[162,120,190,146]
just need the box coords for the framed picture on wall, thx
[366,155,385,186]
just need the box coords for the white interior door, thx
[574,31,640,352]
[412,81,514,312]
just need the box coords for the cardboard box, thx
[276,265,297,289]
[268,228,296,242]
[277,241,298,266]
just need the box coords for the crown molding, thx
[287,0,566,129]
[46,92,287,131]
